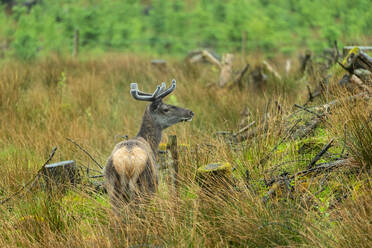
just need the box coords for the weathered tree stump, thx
[196,162,233,196]
[42,160,80,192]
[218,54,234,87]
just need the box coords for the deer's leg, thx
[104,159,130,214]
[136,161,157,203]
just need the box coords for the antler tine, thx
[130,83,160,101]
[151,85,162,98]
[156,79,176,99]
[159,82,166,93]
[130,83,151,97]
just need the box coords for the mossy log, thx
[343,46,372,56]
[342,46,372,73]
[196,162,233,195]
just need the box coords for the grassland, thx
[0,54,371,247]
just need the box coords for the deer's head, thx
[130,80,194,130]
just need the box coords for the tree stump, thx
[218,54,234,87]
[196,162,233,196]
[42,160,80,192]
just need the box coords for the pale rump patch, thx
[112,146,148,180]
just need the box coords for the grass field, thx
[0,54,371,247]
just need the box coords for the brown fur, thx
[104,137,158,208]
[104,82,193,211]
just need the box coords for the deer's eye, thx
[163,108,169,113]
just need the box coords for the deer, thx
[104,79,194,210]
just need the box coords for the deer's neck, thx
[136,108,162,154]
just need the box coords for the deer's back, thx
[105,137,156,186]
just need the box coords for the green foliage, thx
[0,0,371,59]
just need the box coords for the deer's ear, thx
[150,100,161,111]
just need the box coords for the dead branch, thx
[291,159,350,180]
[1,147,57,205]
[229,63,250,89]
[294,104,324,119]
[262,159,350,202]
[307,139,334,169]
[234,121,256,136]
[263,60,282,80]
[350,74,372,93]
[66,137,103,170]
[314,92,370,112]
[202,50,222,68]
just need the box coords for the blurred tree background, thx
[0,0,371,60]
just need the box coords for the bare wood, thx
[350,74,372,93]
[285,59,291,75]
[234,121,255,136]
[218,53,234,87]
[263,60,282,80]
[202,50,222,68]
[187,50,221,67]
[312,92,370,112]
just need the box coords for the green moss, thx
[342,46,360,66]
[197,162,232,175]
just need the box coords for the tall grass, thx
[0,55,370,247]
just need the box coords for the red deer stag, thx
[104,79,193,209]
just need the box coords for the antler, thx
[130,79,176,102]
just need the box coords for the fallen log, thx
[290,159,351,180]
[263,60,282,80]
[343,46,372,56]
[186,49,221,68]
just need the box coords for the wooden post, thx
[73,29,79,58]
[167,135,179,197]
[241,30,246,63]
